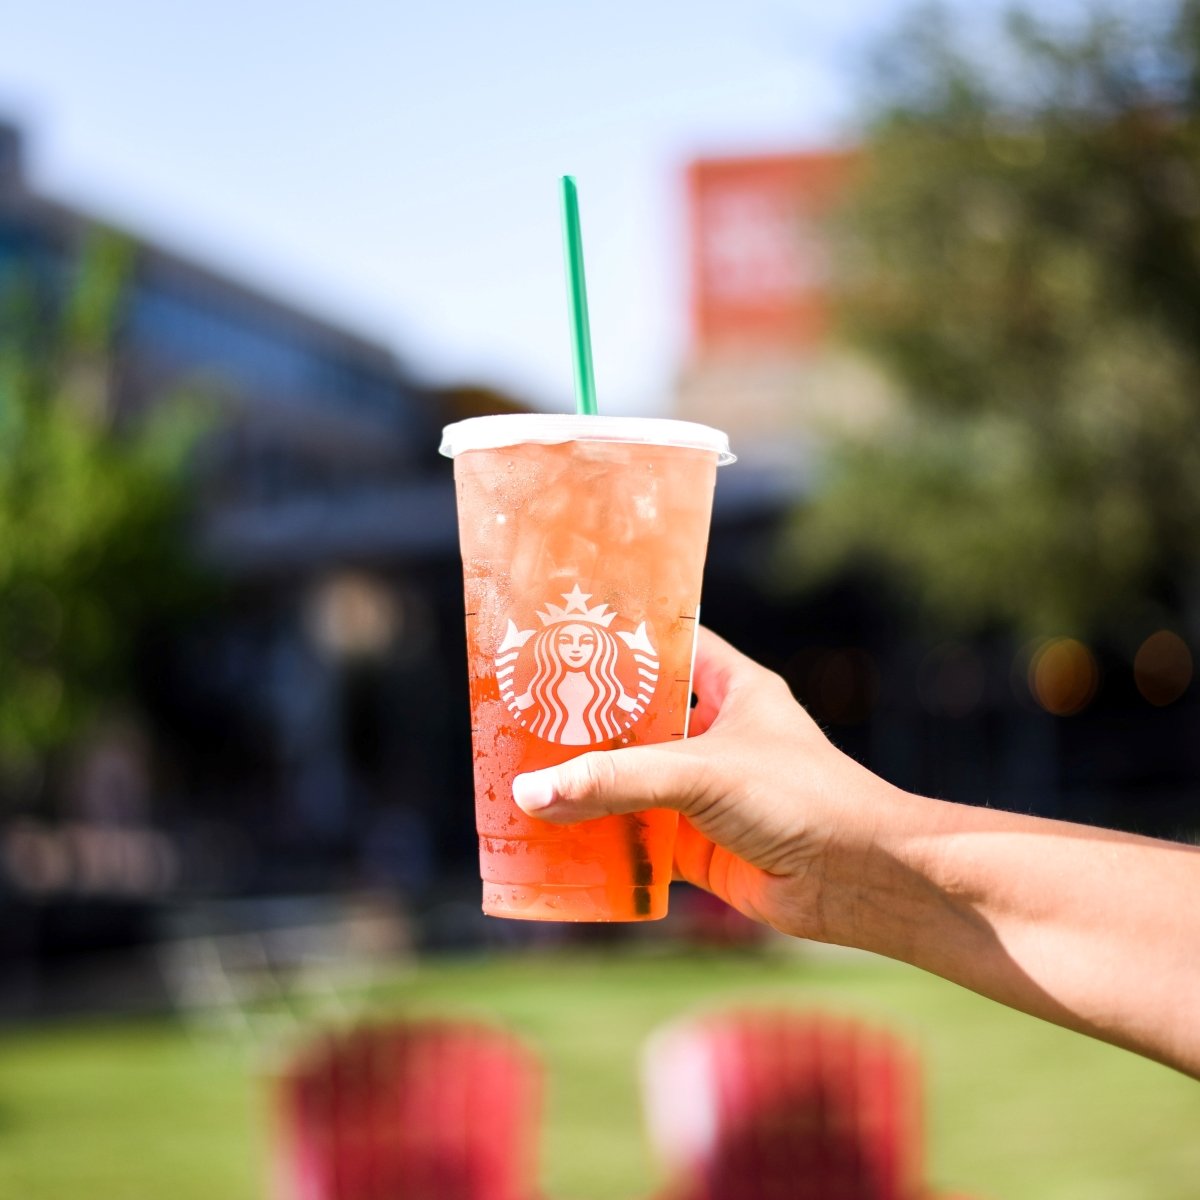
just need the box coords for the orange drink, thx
[440,415,733,921]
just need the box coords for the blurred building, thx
[0,119,490,924]
[2,122,1196,1014]
[674,147,1199,847]
[676,150,892,463]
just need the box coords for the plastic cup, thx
[440,414,734,922]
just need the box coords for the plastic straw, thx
[560,175,598,415]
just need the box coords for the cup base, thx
[482,881,668,923]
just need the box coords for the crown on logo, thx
[537,583,617,628]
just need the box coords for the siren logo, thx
[495,583,660,745]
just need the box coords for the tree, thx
[791,1,1200,637]
[0,231,201,798]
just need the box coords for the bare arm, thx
[513,628,1200,1078]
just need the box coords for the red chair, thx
[641,1009,972,1200]
[273,1020,543,1200]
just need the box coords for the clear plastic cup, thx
[440,414,734,921]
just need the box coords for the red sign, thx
[686,151,856,355]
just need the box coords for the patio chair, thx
[641,1008,974,1200]
[273,1019,542,1200]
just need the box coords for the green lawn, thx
[2,945,1197,1199]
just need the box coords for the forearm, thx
[823,786,1200,1078]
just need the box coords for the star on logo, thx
[537,584,617,628]
[561,584,592,612]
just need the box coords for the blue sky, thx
[0,0,1095,415]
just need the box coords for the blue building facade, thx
[0,120,483,917]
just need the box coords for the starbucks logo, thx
[495,583,660,746]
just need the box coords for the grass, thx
[1,944,1198,1199]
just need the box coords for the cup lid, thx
[439,413,735,464]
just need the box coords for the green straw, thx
[560,175,598,416]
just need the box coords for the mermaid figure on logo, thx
[496,583,659,746]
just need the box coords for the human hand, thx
[512,627,909,943]
[521,629,1200,1076]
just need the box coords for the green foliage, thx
[792,1,1200,635]
[0,231,201,778]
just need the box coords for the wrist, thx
[817,781,961,960]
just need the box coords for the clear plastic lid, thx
[439,413,735,465]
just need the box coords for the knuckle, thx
[568,751,619,802]
[763,665,795,700]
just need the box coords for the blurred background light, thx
[917,642,986,718]
[306,572,401,661]
[2,819,71,895]
[807,646,879,725]
[1028,637,1100,717]
[1133,629,1193,707]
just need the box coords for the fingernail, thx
[512,771,557,813]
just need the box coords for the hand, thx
[519,628,1200,1076]
[512,627,907,942]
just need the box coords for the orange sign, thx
[686,151,856,355]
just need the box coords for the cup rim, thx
[439,413,736,465]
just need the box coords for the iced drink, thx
[440,414,733,921]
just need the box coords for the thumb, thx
[512,743,701,824]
